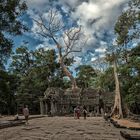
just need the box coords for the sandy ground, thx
[0,117,140,140]
[114,118,140,128]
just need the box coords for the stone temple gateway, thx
[39,87,114,116]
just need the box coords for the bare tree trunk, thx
[33,12,82,91]
[56,44,78,90]
[61,63,78,90]
[110,60,123,118]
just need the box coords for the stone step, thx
[0,120,25,129]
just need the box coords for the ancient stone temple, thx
[39,88,64,116]
[39,87,114,116]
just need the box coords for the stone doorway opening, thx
[46,99,51,114]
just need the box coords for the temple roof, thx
[42,87,114,104]
[44,87,64,99]
[64,88,81,97]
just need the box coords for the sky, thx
[13,0,128,68]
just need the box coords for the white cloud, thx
[35,40,56,51]
[73,0,127,34]
[95,41,107,53]
[69,0,127,58]
[26,0,128,64]
[74,56,82,65]
[91,57,97,62]
[95,48,106,53]
[99,54,105,58]
[73,2,100,21]
[42,9,63,21]
[58,0,85,10]
[26,0,49,10]
[132,43,138,47]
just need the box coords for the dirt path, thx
[0,117,139,140]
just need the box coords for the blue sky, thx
[13,0,128,69]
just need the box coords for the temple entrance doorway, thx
[46,100,51,114]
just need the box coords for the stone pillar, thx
[54,103,57,114]
[40,99,44,115]
[51,101,55,115]
[45,102,48,115]
[101,108,104,116]
[97,106,100,116]
[87,106,89,113]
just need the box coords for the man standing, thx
[23,105,29,125]
[83,106,87,120]
[74,107,77,119]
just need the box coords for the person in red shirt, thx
[76,106,81,119]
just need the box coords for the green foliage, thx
[115,0,140,45]
[100,0,140,114]
[76,65,97,88]
[8,46,73,114]
[0,70,18,114]
[96,67,115,92]
[9,46,33,76]
[0,0,27,68]
[63,57,75,66]
[118,44,140,113]
[1,0,140,115]
[112,0,140,114]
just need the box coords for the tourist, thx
[83,106,87,119]
[74,107,77,119]
[23,105,29,125]
[76,106,81,119]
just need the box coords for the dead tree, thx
[32,10,86,91]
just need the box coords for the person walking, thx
[23,105,29,125]
[74,107,77,119]
[83,106,87,120]
[76,106,81,119]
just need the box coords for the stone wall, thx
[39,87,114,116]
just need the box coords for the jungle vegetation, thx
[0,0,139,115]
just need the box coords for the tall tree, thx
[0,0,27,68]
[33,9,86,91]
[119,44,140,114]
[9,46,33,76]
[108,0,140,117]
[0,70,18,114]
[76,65,97,88]
[115,0,140,46]
[106,52,123,118]
[95,67,115,92]
[9,47,73,113]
